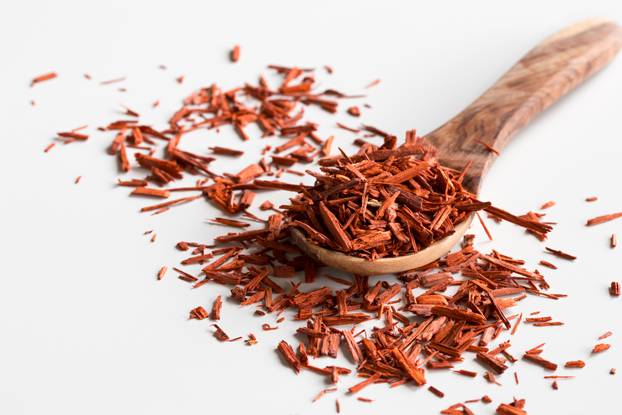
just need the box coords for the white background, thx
[1,1,621,414]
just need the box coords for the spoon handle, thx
[424,19,622,192]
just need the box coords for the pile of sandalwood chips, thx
[40,54,619,414]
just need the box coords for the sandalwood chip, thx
[564,360,585,368]
[586,212,622,226]
[598,331,613,340]
[230,45,240,62]
[277,340,301,373]
[544,247,576,261]
[210,146,244,157]
[259,200,274,211]
[428,386,445,398]
[212,324,230,341]
[189,306,208,320]
[210,295,222,320]
[347,106,361,117]
[540,201,555,210]
[31,72,57,86]
[496,398,527,415]
[592,343,610,354]
[131,187,170,198]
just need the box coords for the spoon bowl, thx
[291,216,473,276]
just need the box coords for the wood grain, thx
[425,19,622,192]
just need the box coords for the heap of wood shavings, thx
[40,59,619,415]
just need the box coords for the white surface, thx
[1,1,621,414]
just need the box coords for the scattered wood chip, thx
[31,72,57,86]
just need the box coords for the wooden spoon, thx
[292,19,622,276]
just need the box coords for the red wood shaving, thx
[598,331,613,340]
[230,45,240,63]
[523,344,557,370]
[428,385,445,398]
[538,260,557,269]
[173,267,198,282]
[189,306,209,320]
[592,343,610,353]
[100,77,126,85]
[118,143,130,172]
[441,403,474,415]
[44,143,56,153]
[157,266,167,280]
[74,176,81,184]
[539,201,555,210]
[453,369,477,378]
[610,281,620,296]
[312,387,337,402]
[484,371,500,385]
[336,122,360,133]
[262,323,278,331]
[140,195,201,213]
[212,324,231,341]
[611,234,617,248]
[496,398,527,415]
[209,217,250,228]
[348,373,380,394]
[210,146,244,157]
[210,295,222,320]
[525,316,552,323]
[586,212,622,226]
[610,368,616,375]
[357,397,373,403]
[259,200,274,211]
[58,131,89,141]
[544,247,576,260]
[476,211,493,241]
[131,187,170,198]
[347,106,361,117]
[31,72,57,86]
[277,340,301,373]
[245,333,257,346]
[511,313,522,336]
[122,106,140,117]
[564,360,585,368]
[585,196,598,202]
[365,79,381,88]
